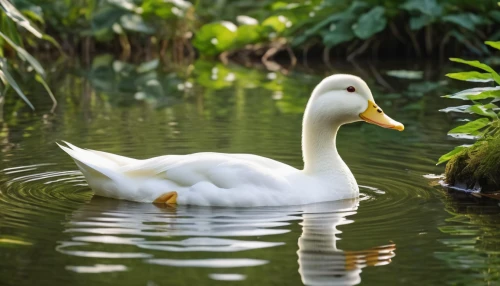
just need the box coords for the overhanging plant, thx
[438,41,500,192]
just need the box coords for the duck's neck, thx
[301,117,346,175]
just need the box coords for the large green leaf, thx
[302,1,369,37]
[0,58,34,110]
[91,6,125,34]
[490,11,500,22]
[270,2,290,10]
[120,14,155,34]
[442,13,483,31]
[448,118,490,135]
[142,0,191,19]
[302,13,344,38]
[437,145,469,165]
[107,0,141,13]
[409,14,432,30]
[193,21,237,55]
[321,21,355,48]
[234,24,264,48]
[445,87,500,100]
[262,15,288,34]
[352,6,386,40]
[446,71,493,82]
[450,58,500,84]
[401,0,442,18]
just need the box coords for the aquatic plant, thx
[439,41,500,192]
[0,0,58,110]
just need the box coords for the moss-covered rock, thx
[445,132,500,193]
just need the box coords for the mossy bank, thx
[445,131,500,193]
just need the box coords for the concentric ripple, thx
[0,162,402,285]
[0,164,90,214]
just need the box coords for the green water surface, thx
[0,58,499,285]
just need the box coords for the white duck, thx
[59,74,403,207]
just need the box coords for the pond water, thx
[0,58,499,285]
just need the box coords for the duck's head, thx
[306,74,404,131]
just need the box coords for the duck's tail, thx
[57,141,132,180]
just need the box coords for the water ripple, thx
[0,156,425,285]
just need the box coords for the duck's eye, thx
[347,86,355,93]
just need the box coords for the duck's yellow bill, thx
[359,100,404,131]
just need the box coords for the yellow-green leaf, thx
[485,41,500,50]
[193,21,237,55]
[450,58,500,84]
[448,118,490,134]
[466,104,497,118]
[437,145,469,165]
[262,15,288,34]
[353,6,387,40]
[446,71,493,82]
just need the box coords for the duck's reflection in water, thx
[298,200,396,285]
[59,197,395,285]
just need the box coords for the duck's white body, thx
[59,144,357,206]
[59,74,403,207]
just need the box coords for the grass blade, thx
[0,30,45,76]
[0,0,43,38]
[35,74,57,112]
[0,59,34,110]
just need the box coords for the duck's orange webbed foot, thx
[153,191,178,205]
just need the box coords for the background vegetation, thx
[1,0,499,109]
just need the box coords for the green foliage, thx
[445,71,493,82]
[4,0,500,59]
[0,58,34,109]
[449,58,500,83]
[437,145,469,166]
[193,22,238,56]
[1,0,500,110]
[441,41,500,194]
[200,0,499,56]
[352,6,387,40]
[0,0,58,110]
[448,118,491,134]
